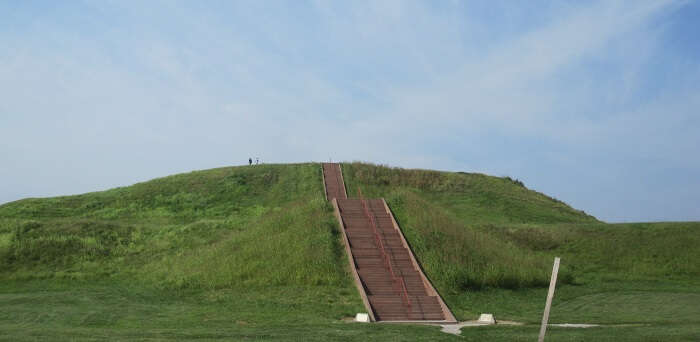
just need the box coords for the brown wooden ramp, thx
[323,163,456,322]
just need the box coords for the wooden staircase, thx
[322,163,347,200]
[322,163,456,322]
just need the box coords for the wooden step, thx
[368,295,445,321]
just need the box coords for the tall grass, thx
[386,189,555,291]
[0,163,351,289]
[341,162,597,224]
[142,198,353,290]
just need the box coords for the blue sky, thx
[1,0,699,222]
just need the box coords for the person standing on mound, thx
[249,157,252,166]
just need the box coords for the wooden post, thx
[538,257,560,342]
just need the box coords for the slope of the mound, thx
[0,164,359,294]
[340,163,700,321]
[340,162,597,225]
[340,163,598,291]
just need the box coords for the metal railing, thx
[358,188,411,307]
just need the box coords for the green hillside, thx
[1,162,698,341]
[0,164,347,287]
[341,162,597,225]
[341,163,700,325]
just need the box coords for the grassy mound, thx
[0,162,698,341]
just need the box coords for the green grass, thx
[340,162,597,224]
[0,280,459,341]
[458,324,700,342]
[341,162,700,334]
[0,163,370,339]
[0,161,698,340]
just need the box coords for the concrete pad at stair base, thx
[478,314,495,325]
[439,319,524,335]
[355,313,370,323]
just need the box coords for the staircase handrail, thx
[358,188,411,307]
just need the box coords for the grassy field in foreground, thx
[1,280,698,341]
[0,162,698,340]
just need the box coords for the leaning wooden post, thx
[538,257,561,342]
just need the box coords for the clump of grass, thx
[504,176,525,187]
[0,219,137,274]
[4,235,104,265]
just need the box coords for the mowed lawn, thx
[1,163,698,340]
[1,280,698,341]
